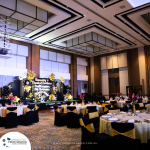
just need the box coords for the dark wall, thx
[127,48,140,86]
[11,80,20,97]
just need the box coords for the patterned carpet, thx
[0,114,81,150]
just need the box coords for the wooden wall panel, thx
[94,56,101,95]
[71,54,77,97]
[128,48,140,86]
[145,45,150,96]
[31,44,40,78]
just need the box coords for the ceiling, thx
[2,0,150,57]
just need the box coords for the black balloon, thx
[2,86,11,96]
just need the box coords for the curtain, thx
[64,80,69,86]
[0,75,16,88]
[77,81,81,96]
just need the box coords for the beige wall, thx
[138,47,147,95]
[90,57,95,94]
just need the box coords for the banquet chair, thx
[88,109,99,133]
[67,106,80,128]
[110,101,118,108]
[108,108,120,113]
[86,106,97,114]
[79,113,86,150]
[111,122,140,150]
[34,104,39,123]
[82,117,112,150]
[54,105,67,126]
[104,104,111,114]
[5,107,18,129]
[21,105,35,126]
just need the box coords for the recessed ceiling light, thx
[127,0,150,8]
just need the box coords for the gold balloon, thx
[49,73,55,81]
[27,70,36,81]
[59,76,65,83]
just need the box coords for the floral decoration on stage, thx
[27,70,36,81]
[49,73,55,81]
[28,93,33,98]
[65,94,73,100]
[59,76,65,83]
[24,85,31,93]
[49,94,55,101]
[128,93,138,104]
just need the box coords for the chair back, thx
[67,106,77,113]
[88,109,99,119]
[82,117,95,133]
[79,113,84,127]
[110,101,117,105]
[111,122,135,139]
[86,106,96,114]
[6,107,17,114]
[108,109,120,113]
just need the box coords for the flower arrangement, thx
[128,93,138,104]
[116,92,123,97]
[49,94,55,101]
[138,91,142,97]
[9,96,15,101]
[14,96,20,103]
[79,94,85,100]
[49,73,55,81]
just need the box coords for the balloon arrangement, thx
[2,86,11,96]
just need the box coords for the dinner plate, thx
[109,118,118,121]
[107,113,116,115]
[102,115,111,118]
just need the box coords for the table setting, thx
[100,111,150,143]
[62,102,103,115]
[0,104,27,117]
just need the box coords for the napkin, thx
[120,111,126,114]
[145,119,150,121]
[128,119,134,123]
[109,118,118,121]
[136,111,140,113]
[107,113,116,115]
[102,115,111,118]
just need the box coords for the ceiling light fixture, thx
[127,0,150,8]
[0,16,11,59]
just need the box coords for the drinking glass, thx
[127,104,130,112]
[5,103,8,107]
[143,109,145,113]
[118,109,120,115]
[111,112,114,117]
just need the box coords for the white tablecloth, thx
[62,104,103,115]
[105,100,126,108]
[143,98,148,103]
[100,113,150,143]
[0,106,27,117]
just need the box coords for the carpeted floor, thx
[0,114,81,150]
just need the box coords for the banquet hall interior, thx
[0,0,150,150]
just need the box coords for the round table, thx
[105,100,126,108]
[62,104,103,115]
[0,105,27,117]
[100,113,150,143]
